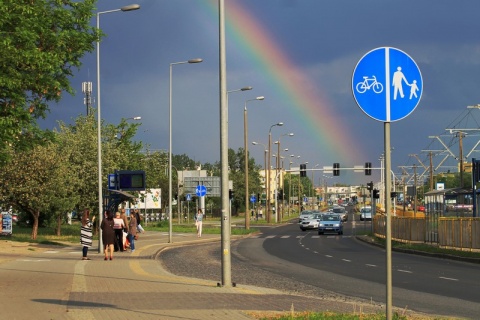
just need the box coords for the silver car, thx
[299,213,323,231]
[298,210,312,223]
[360,206,372,221]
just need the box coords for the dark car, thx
[318,214,343,235]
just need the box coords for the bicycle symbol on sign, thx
[356,75,384,94]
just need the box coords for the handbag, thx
[134,234,138,240]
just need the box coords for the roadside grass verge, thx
[254,311,436,320]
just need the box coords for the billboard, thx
[137,189,162,209]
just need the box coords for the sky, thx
[41,0,480,186]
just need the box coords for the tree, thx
[0,142,75,239]
[0,0,98,163]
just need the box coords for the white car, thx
[299,213,323,231]
[298,210,312,223]
[360,206,372,221]
[332,206,347,222]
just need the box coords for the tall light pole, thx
[244,96,264,229]
[267,122,283,222]
[312,164,319,207]
[274,133,293,222]
[288,155,297,216]
[252,141,268,216]
[96,3,140,253]
[168,58,203,243]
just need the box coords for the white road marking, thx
[366,264,377,267]
[18,259,51,262]
[266,235,275,239]
[439,276,459,281]
[281,235,290,238]
[342,259,351,262]
[398,269,412,273]
[325,255,333,258]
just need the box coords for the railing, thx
[373,216,480,251]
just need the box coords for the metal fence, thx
[373,215,480,251]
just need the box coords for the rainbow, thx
[200,1,364,163]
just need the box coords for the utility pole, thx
[458,131,464,188]
[429,151,434,191]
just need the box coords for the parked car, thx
[299,213,323,231]
[318,214,343,235]
[360,206,372,221]
[332,206,348,222]
[298,210,312,223]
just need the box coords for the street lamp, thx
[252,141,268,217]
[274,132,293,222]
[267,122,283,222]
[244,96,264,230]
[311,164,320,207]
[168,58,203,243]
[96,3,140,253]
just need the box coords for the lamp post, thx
[267,122,283,222]
[289,156,301,214]
[274,133,293,222]
[312,164,319,207]
[168,58,203,243]
[244,96,264,229]
[96,3,140,253]
[252,141,268,217]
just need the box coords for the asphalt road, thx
[160,211,480,319]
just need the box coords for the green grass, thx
[256,311,422,320]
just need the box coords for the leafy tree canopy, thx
[0,0,98,163]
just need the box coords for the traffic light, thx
[373,189,380,199]
[367,181,373,191]
[365,162,372,175]
[300,164,306,177]
[333,163,340,176]
[229,189,234,200]
[277,189,284,200]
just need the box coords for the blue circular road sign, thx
[250,195,256,203]
[195,185,207,197]
[352,47,422,122]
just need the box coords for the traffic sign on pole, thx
[195,185,207,197]
[352,47,423,122]
[250,195,256,203]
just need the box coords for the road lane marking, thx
[266,235,275,239]
[398,269,412,273]
[439,276,459,281]
[281,235,290,238]
[366,264,377,267]
[342,259,351,262]
[325,255,333,258]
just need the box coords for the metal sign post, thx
[352,47,423,320]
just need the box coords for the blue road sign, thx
[250,195,256,203]
[352,47,422,122]
[186,194,191,201]
[303,197,308,202]
[195,185,207,197]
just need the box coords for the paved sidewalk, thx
[0,232,385,319]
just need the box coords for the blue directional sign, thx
[195,185,207,197]
[186,194,191,201]
[352,47,422,122]
[250,195,256,203]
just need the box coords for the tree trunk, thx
[31,210,40,240]
[56,213,62,236]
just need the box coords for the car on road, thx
[360,206,372,221]
[331,206,348,222]
[299,213,323,231]
[318,214,343,235]
[298,210,312,223]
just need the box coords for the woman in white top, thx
[113,212,126,252]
